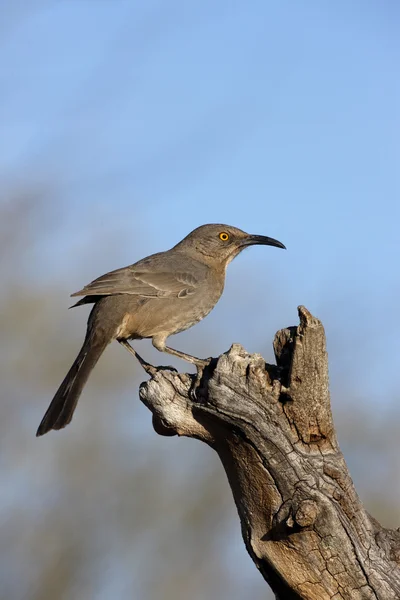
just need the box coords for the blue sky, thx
[4,0,398,403]
[1,1,399,597]
[2,2,400,395]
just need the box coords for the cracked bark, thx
[139,306,400,600]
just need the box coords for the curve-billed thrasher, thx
[37,224,285,436]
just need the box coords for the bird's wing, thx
[71,266,199,299]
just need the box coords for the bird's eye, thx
[219,232,229,241]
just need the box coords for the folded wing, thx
[71,267,199,299]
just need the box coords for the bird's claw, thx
[189,385,199,401]
[190,371,203,401]
[189,358,212,400]
[157,365,178,373]
[143,364,178,377]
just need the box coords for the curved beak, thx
[244,234,286,250]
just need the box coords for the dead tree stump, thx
[139,306,400,600]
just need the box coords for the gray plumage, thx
[37,224,285,436]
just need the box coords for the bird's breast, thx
[127,275,224,339]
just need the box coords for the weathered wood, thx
[139,306,400,599]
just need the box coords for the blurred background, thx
[1,1,399,599]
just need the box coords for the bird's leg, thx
[163,346,210,369]
[119,340,177,376]
[152,337,212,398]
[152,337,210,369]
[119,340,157,375]
[161,346,210,400]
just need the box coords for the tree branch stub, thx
[139,306,400,600]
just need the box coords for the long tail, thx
[36,334,109,436]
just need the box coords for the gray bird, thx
[36,224,285,436]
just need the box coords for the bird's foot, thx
[118,340,177,377]
[189,358,213,401]
[156,364,178,373]
[142,363,178,377]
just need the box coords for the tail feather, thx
[36,336,108,436]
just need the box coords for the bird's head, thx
[174,224,286,266]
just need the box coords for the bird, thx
[36,224,285,436]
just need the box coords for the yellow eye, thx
[219,232,229,241]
